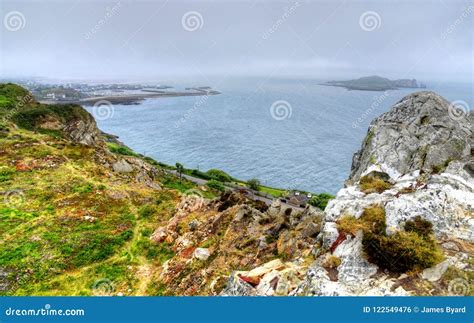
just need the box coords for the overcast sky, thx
[0,0,473,83]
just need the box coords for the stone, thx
[150,227,167,243]
[421,260,451,282]
[245,259,285,278]
[321,222,339,249]
[441,241,460,252]
[222,260,305,296]
[296,214,321,238]
[83,215,96,222]
[112,159,134,173]
[193,248,210,261]
[188,220,200,231]
[221,273,256,296]
[257,236,268,250]
[333,231,378,285]
[276,231,297,256]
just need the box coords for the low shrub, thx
[308,193,334,210]
[247,178,261,191]
[359,205,386,234]
[107,143,137,156]
[136,240,174,263]
[404,216,433,238]
[338,205,443,273]
[206,179,225,192]
[138,205,156,219]
[322,255,341,269]
[337,205,386,236]
[206,169,232,182]
[359,175,392,194]
[363,231,443,273]
[337,215,365,236]
[189,169,211,180]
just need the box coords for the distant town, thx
[0,78,220,105]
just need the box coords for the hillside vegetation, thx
[0,84,319,296]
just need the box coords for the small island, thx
[321,75,426,91]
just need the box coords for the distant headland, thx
[321,75,426,91]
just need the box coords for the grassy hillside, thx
[0,84,207,295]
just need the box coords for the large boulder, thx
[349,91,471,183]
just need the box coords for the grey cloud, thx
[1,0,472,83]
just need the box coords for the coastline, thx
[39,90,221,106]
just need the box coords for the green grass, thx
[107,143,138,157]
[0,166,16,182]
[206,179,226,192]
[259,185,286,197]
[161,176,196,193]
[133,239,175,263]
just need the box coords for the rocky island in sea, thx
[0,84,472,296]
[322,75,426,91]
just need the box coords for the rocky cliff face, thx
[349,91,471,183]
[37,108,102,146]
[223,91,473,296]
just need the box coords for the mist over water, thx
[87,78,473,194]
